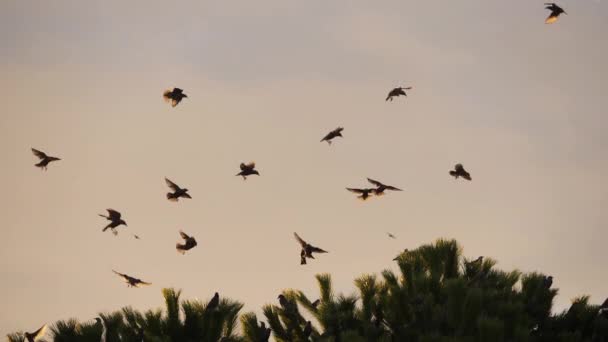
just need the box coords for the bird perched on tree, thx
[236,162,260,180]
[99,209,127,235]
[165,178,192,201]
[545,3,566,24]
[207,292,220,311]
[112,270,151,287]
[346,188,375,201]
[294,232,328,265]
[176,230,197,254]
[367,178,403,196]
[543,276,553,289]
[393,249,409,261]
[320,127,344,145]
[31,148,60,170]
[259,322,272,341]
[386,86,413,101]
[449,163,472,181]
[24,324,46,342]
[163,87,188,107]
[311,299,321,309]
[303,321,313,338]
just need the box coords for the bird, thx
[207,292,220,311]
[346,188,375,201]
[367,178,403,196]
[393,249,409,261]
[165,178,192,201]
[176,230,197,254]
[163,87,188,107]
[133,234,140,240]
[236,162,260,180]
[466,256,484,268]
[545,3,566,24]
[99,209,127,235]
[449,163,472,181]
[294,232,328,265]
[24,324,46,342]
[277,294,290,309]
[320,127,344,145]
[260,322,272,341]
[31,148,60,170]
[387,232,396,239]
[303,321,313,338]
[311,299,321,309]
[386,86,413,101]
[543,276,553,289]
[112,270,151,287]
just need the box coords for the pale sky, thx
[2,0,608,336]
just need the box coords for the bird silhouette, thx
[387,232,396,239]
[386,86,413,101]
[236,162,260,180]
[260,322,272,341]
[277,294,290,309]
[449,163,472,181]
[163,88,188,107]
[294,232,328,265]
[393,249,409,261]
[465,256,483,269]
[303,321,313,338]
[165,178,192,201]
[176,230,197,254]
[545,3,566,24]
[24,324,46,342]
[99,209,127,235]
[367,178,403,196]
[31,148,60,170]
[133,234,140,240]
[321,127,344,145]
[543,276,553,289]
[346,187,375,201]
[112,270,151,287]
[207,292,220,311]
[311,299,321,309]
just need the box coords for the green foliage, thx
[8,239,608,342]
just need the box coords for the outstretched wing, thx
[346,188,364,194]
[107,209,121,221]
[31,148,47,159]
[179,230,190,240]
[367,178,384,187]
[135,280,152,287]
[165,178,180,191]
[113,270,128,281]
[294,232,307,248]
[385,185,403,191]
[163,90,173,102]
[310,246,328,253]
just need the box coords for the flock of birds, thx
[19,3,575,341]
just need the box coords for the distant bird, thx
[294,232,328,265]
[133,234,140,240]
[311,299,321,309]
[393,249,409,261]
[367,178,403,196]
[99,209,127,235]
[545,3,566,24]
[163,87,187,107]
[165,178,192,201]
[176,230,197,254]
[260,322,272,341]
[303,321,313,338]
[449,163,472,181]
[112,270,151,288]
[31,148,60,170]
[236,162,260,180]
[207,292,220,311]
[346,188,375,201]
[466,256,484,268]
[278,294,290,309]
[321,127,344,145]
[24,324,46,342]
[543,276,553,289]
[387,232,396,239]
[386,86,413,101]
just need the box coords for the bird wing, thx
[163,90,173,101]
[346,188,364,194]
[367,178,384,187]
[31,148,48,159]
[385,185,403,191]
[107,209,121,220]
[246,162,256,169]
[113,270,129,281]
[135,280,152,287]
[332,127,344,134]
[29,324,47,340]
[174,88,183,94]
[294,232,307,248]
[179,230,190,240]
[165,178,180,191]
[310,246,328,253]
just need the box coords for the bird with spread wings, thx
[294,232,328,265]
[112,270,151,287]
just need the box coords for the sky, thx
[1,0,608,337]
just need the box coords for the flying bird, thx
[236,162,260,180]
[387,232,396,239]
[31,148,60,170]
[24,324,47,342]
[165,178,192,201]
[321,127,344,145]
[133,234,140,240]
[207,292,220,311]
[449,163,472,181]
[386,86,413,101]
[99,209,127,235]
[112,270,151,287]
[346,188,375,201]
[176,230,197,254]
[294,232,328,265]
[367,178,403,196]
[163,87,188,107]
[545,3,566,24]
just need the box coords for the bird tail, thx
[167,193,179,201]
[102,224,110,232]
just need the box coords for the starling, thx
[545,3,566,24]
[112,270,151,287]
[99,209,127,235]
[387,232,396,239]
[133,234,140,240]
[449,163,472,181]
[386,86,413,101]
[207,292,220,311]
[176,230,197,254]
[321,127,344,145]
[346,188,375,201]
[278,294,290,309]
[236,162,260,180]
[165,178,192,201]
[163,88,188,107]
[31,148,60,170]
[367,178,403,196]
[294,232,328,265]
[24,324,46,342]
